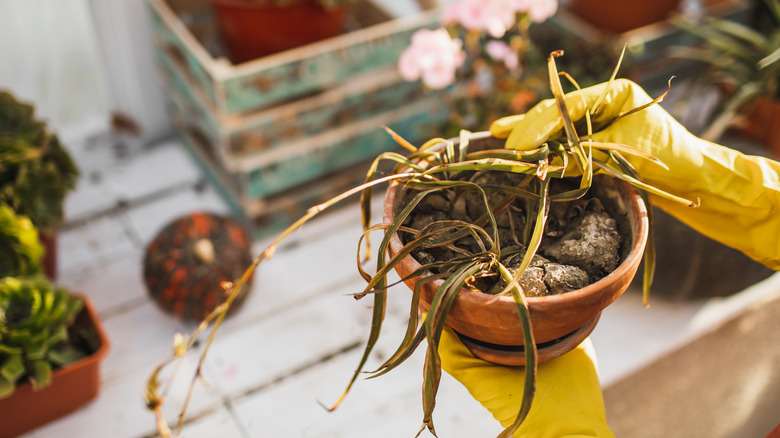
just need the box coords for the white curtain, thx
[0,0,172,144]
[87,0,172,145]
[0,0,109,130]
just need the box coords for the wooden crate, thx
[147,0,449,235]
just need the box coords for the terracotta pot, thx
[384,134,649,365]
[0,295,109,438]
[38,230,58,280]
[767,421,780,438]
[209,0,345,64]
[569,0,681,33]
[738,96,780,158]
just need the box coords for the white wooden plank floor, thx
[18,118,780,438]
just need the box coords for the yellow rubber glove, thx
[491,78,780,270]
[438,79,780,437]
[440,329,614,437]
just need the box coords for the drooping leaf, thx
[369,276,446,378]
[609,151,656,306]
[495,263,537,438]
[758,47,780,70]
[592,157,697,207]
[614,76,675,122]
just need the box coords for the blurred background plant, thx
[670,0,780,143]
[0,91,80,234]
[0,205,43,279]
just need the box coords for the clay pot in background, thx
[737,97,780,158]
[209,0,345,64]
[632,206,775,301]
[569,0,682,33]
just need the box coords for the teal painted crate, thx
[146,0,440,117]
[147,0,451,235]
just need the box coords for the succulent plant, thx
[0,276,85,399]
[0,204,43,278]
[0,91,79,232]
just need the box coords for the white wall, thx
[0,0,172,144]
[0,0,109,130]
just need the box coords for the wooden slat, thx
[147,0,220,110]
[225,329,505,438]
[168,86,448,223]
[23,347,228,438]
[156,47,439,170]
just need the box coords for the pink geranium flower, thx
[444,0,558,36]
[485,40,519,70]
[444,0,520,38]
[516,0,558,23]
[398,28,465,89]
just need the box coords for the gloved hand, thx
[491,78,780,270]
[438,79,780,437]
[440,329,614,437]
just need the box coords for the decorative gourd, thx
[142,212,254,321]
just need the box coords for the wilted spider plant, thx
[146,50,695,438]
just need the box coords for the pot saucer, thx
[455,313,601,366]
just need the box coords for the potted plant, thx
[209,0,350,64]
[146,48,694,437]
[0,276,109,438]
[0,91,80,279]
[380,133,649,366]
[670,0,780,155]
